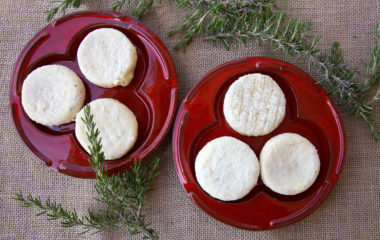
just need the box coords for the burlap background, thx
[1,1,380,239]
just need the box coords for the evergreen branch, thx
[170,1,380,140]
[14,105,160,239]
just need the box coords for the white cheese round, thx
[77,28,137,88]
[223,73,286,136]
[75,98,138,160]
[21,65,85,126]
[195,136,260,201]
[260,133,320,195]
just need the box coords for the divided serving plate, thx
[173,57,345,230]
[9,11,177,178]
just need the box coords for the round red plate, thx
[10,11,177,178]
[173,57,345,230]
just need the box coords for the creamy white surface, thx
[21,65,85,126]
[223,73,286,136]
[75,98,138,160]
[260,133,320,195]
[77,28,137,88]
[195,136,260,201]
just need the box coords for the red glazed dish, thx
[173,57,345,230]
[9,11,177,178]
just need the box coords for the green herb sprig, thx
[169,0,380,140]
[46,0,156,21]
[14,105,160,239]
[112,0,155,20]
[169,0,277,50]
[45,0,85,22]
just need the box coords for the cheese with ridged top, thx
[223,73,286,136]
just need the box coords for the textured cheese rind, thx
[75,98,138,160]
[260,133,320,195]
[21,65,85,126]
[77,28,137,88]
[195,136,260,201]
[223,73,286,136]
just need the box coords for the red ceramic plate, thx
[9,11,177,178]
[173,57,345,230]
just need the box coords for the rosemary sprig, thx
[169,0,277,50]
[14,105,160,239]
[45,0,84,22]
[13,192,111,233]
[362,23,380,106]
[112,0,156,20]
[170,0,380,140]
[46,0,157,21]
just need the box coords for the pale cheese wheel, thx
[195,136,260,201]
[260,133,320,195]
[21,65,85,126]
[77,28,137,88]
[223,73,286,136]
[75,98,138,160]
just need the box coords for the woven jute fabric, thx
[1,1,380,239]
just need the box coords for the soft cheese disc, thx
[75,98,138,160]
[21,65,85,126]
[195,136,260,201]
[223,73,286,136]
[77,28,137,88]
[260,133,320,195]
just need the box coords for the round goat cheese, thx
[77,28,137,88]
[75,98,138,160]
[223,73,286,136]
[260,133,320,195]
[195,136,260,201]
[21,65,85,126]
